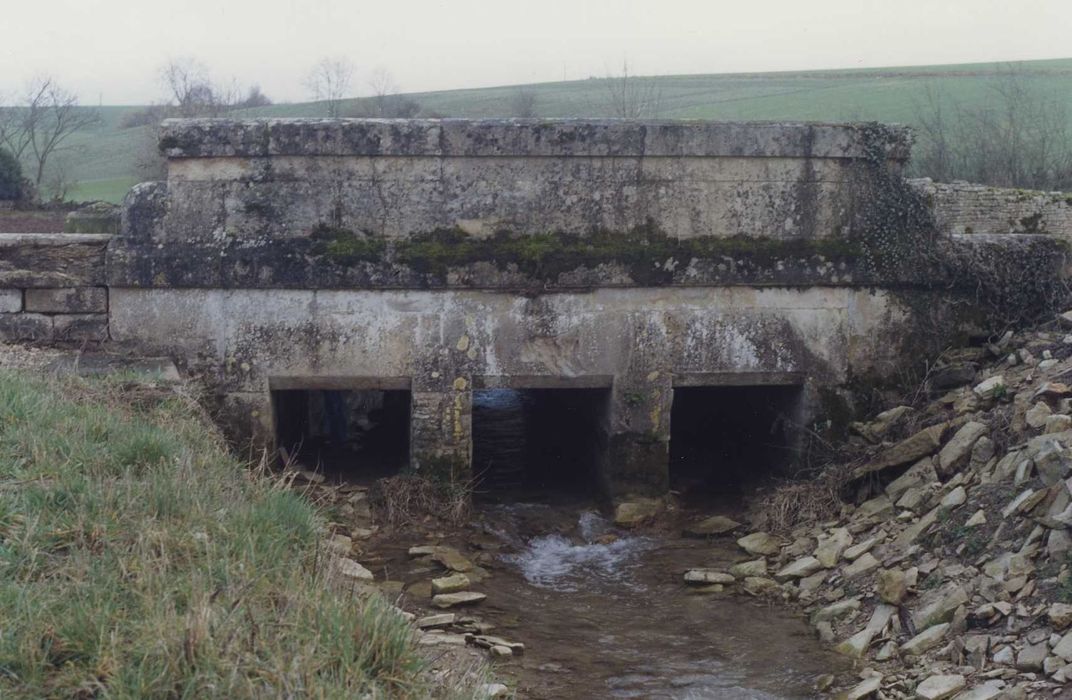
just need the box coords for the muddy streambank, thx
[350,495,847,699]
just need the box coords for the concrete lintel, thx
[673,371,806,387]
[472,375,614,390]
[269,375,412,391]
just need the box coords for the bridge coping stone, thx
[159,118,912,161]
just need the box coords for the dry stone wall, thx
[0,233,110,343]
[910,178,1072,237]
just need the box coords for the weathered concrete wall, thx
[104,118,932,495]
[0,234,110,342]
[108,286,907,495]
[93,118,1071,498]
[911,178,1072,237]
[151,118,908,241]
[109,119,914,293]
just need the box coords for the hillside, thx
[61,57,1072,203]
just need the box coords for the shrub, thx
[0,148,23,201]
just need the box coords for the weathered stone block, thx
[0,313,52,341]
[52,314,108,341]
[25,287,107,313]
[0,233,110,288]
[64,203,120,234]
[410,388,472,482]
[0,289,21,313]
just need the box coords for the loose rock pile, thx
[687,322,1072,698]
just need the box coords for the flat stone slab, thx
[415,613,455,629]
[915,674,965,700]
[432,573,470,594]
[432,591,486,609]
[684,515,742,537]
[736,532,781,556]
[775,556,822,580]
[418,633,470,646]
[900,622,948,656]
[334,557,373,582]
[614,498,664,527]
[683,569,735,585]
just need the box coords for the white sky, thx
[2,0,1071,105]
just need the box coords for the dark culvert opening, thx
[669,385,803,498]
[272,389,411,481]
[472,387,610,500]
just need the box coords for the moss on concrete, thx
[395,226,863,282]
[310,225,387,265]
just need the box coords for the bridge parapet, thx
[110,119,915,291]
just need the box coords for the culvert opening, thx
[272,388,411,481]
[669,384,803,497]
[472,387,610,499]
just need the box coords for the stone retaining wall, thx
[910,178,1072,236]
[0,234,111,343]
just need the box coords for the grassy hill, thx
[64,57,1072,203]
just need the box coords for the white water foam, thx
[502,511,655,592]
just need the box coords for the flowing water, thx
[360,389,843,697]
[466,502,845,699]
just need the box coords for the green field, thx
[60,57,1072,203]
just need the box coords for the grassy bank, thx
[0,372,457,698]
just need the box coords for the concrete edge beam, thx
[159,118,913,161]
[269,376,411,391]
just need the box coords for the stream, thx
[338,388,845,697]
[467,501,845,699]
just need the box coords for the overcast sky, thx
[3,0,1071,105]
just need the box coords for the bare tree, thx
[160,58,237,117]
[368,67,396,114]
[912,65,1072,190]
[304,57,354,117]
[365,68,421,118]
[43,154,74,202]
[601,61,662,119]
[130,58,250,180]
[0,77,99,191]
[509,88,539,118]
[912,84,956,184]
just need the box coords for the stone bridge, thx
[1,119,1067,498]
